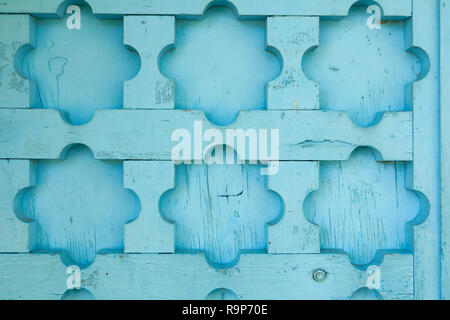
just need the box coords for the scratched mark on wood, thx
[18,145,140,267]
[22,5,139,125]
[0,0,440,300]
[304,148,421,265]
[303,5,421,126]
[160,149,282,268]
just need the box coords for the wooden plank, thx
[0,0,412,18]
[304,149,420,265]
[124,16,175,109]
[0,160,33,252]
[267,162,320,254]
[0,109,413,161]
[441,0,450,300]
[0,253,413,300]
[0,14,35,108]
[408,0,441,300]
[267,17,319,110]
[124,161,175,253]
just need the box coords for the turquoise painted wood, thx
[0,253,413,300]
[0,0,413,18]
[0,0,445,300]
[442,0,450,300]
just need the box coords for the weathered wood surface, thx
[0,253,413,300]
[0,109,413,161]
[441,0,450,300]
[0,0,412,18]
[124,16,175,109]
[0,160,32,252]
[0,0,443,300]
[409,0,440,300]
[0,15,35,108]
[267,17,319,110]
[124,161,175,254]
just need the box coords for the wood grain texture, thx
[441,0,450,300]
[19,145,140,267]
[124,161,175,254]
[22,5,139,125]
[160,161,282,268]
[0,14,35,108]
[267,16,319,110]
[303,5,420,126]
[1,8,141,267]
[0,160,33,252]
[0,253,413,300]
[267,161,320,254]
[160,6,280,125]
[124,16,175,109]
[0,109,413,161]
[0,0,412,18]
[409,0,440,299]
[0,0,443,300]
[304,148,420,265]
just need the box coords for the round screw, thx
[312,269,327,282]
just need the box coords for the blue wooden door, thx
[0,0,446,300]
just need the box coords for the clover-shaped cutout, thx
[21,4,140,125]
[302,4,424,126]
[160,5,280,126]
[160,147,282,268]
[304,148,425,265]
[17,145,140,267]
[206,288,239,300]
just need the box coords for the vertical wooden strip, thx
[124,16,175,109]
[410,0,441,299]
[124,161,175,253]
[267,161,320,253]
[441,0,450,300]
[0,14,35,108]
[0,160,33,252]
[266,16,319,110]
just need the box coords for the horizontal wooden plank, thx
[0,109,413,161]
[0,0,412,18]
[0,253,413,300]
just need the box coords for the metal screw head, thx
[312,269,327,282]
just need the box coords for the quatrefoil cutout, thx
[21,4,140,125]
[304,148,424,265]
[160,148,282,268]
[160,5,280,126]
[303,4,423,126]
[17,145,140,267]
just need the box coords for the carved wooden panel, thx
[0,0,444,300]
